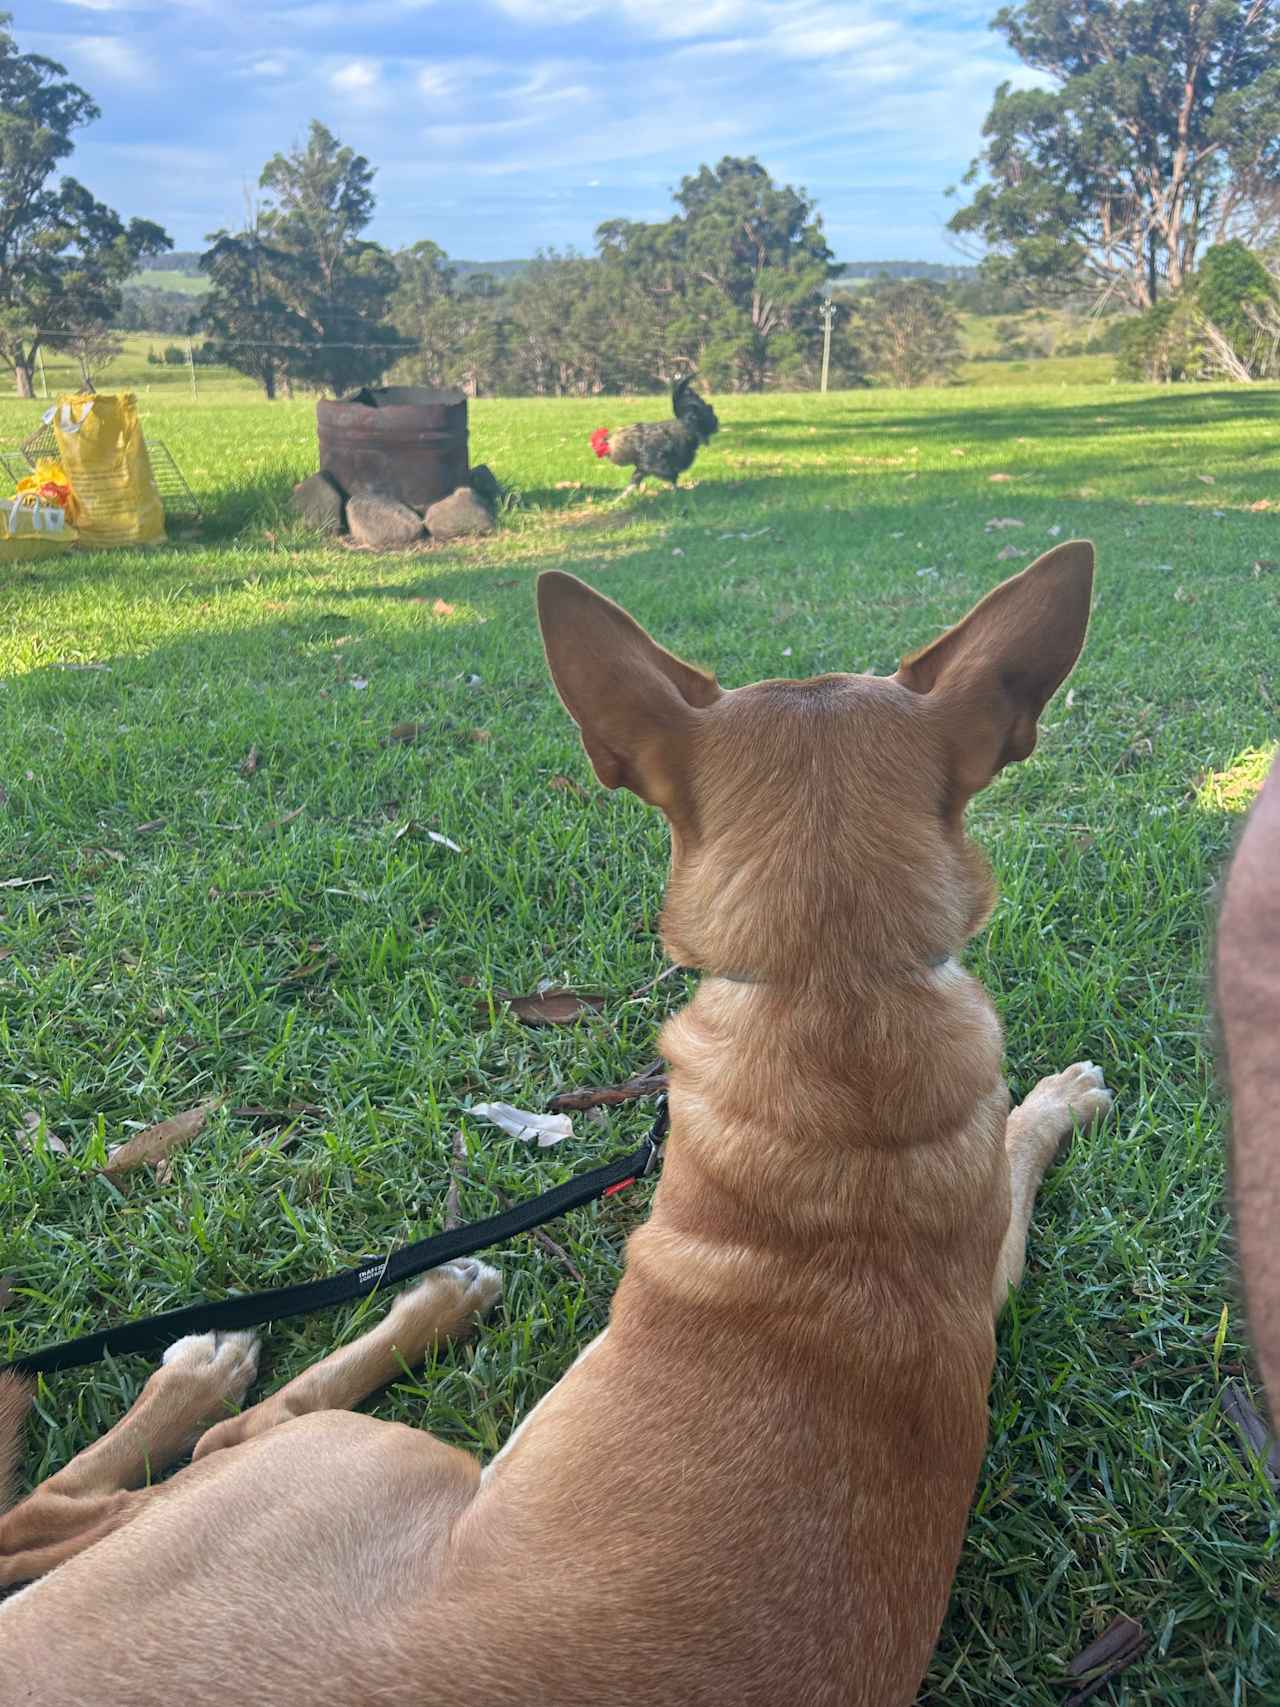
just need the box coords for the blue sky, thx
[12,1,1045,264]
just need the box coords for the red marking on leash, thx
[602,1177,636,1198]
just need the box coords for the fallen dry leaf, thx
[996,545,1026,561]
[0,874,54,889]
[1249,498,1271,512]
[1197,473,1216,485]
[985,517,1025,530]
[550,774,589,800]
[18,1110,69,1156]
[1253,560,1277,578]
[554,480,582,490]
[0,946,12,960]
[432,598,456,615]
[1220,1380,1280,1490]
[467,728,491,743]
[135,819,166,835]
[494,988,607,1027]
[949,447,967,457]
[1174,585,1197,604]
[1062,1615,1148,1707]
[104,1098,222,1182]
[239,745,260,777]
[427,829,462,853]
[0,1276,16,1311]
[988,473,1014,483]
[268,807,305,833]
[385,721,425,745]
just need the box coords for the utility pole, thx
[819,298,837,394]
[186,336,199,401]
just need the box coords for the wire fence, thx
[4,331,424,404]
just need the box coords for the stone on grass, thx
[425,486,496,541]
[347,493,426,550]
[291,469,346,534]
[467,464,500,508]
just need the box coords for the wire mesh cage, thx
[12,420,202,524]
[0,449,30,490]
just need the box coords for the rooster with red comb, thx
[590,375,719,498]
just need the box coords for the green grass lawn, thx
[2,376,1278,1703]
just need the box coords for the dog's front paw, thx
[1017,1060,1114,1166]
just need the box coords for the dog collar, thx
[699,953,951,985]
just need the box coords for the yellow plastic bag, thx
[49,393,165,548]
[1,492,78,560]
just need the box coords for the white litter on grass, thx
[427,830,462,852]
[469,1102,574,1147]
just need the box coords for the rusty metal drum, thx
[316,386,468,511]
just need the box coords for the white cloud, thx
[109,142,224,171]
[331,57,380,94]
[246,55,289,78]
[417,64,454,98]
[70,35,150,80]
[488,0,601,17]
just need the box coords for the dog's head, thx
[537,544,1093,983]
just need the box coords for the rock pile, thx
[290,462,501,548]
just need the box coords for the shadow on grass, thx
[8,439,1279,638]
[730,382,1280,442]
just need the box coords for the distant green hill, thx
[127,255,970,300]
[834,260,977,284]
[131,268,208,294]
[450,259,530,280]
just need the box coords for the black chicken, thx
[590,376,719,496]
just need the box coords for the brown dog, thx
[0,543,1112,1705]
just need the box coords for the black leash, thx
[2,1097,668,1378]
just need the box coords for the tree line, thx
[4,3,1280,399]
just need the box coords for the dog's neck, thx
[649,945,1005,1257]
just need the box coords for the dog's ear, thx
[895,541,1094,800]
[537,571,721,807]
